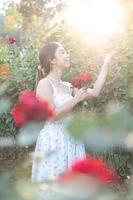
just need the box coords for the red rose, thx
[58,154,118,185]
[70,76,80,88]
[11,90,54,127]
[11,104,28,127]
[79,72,92,84]
[71,72,92,88]
[8,37,16,44]
[19,91,39,110]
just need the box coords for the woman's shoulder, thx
[37,77,54,92]
[40,77,53,85]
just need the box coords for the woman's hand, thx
[74,87,88,103]
[85,50,116,100]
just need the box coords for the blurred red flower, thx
[71,72,92,88]
[58,154,118,185]
[11,90,54,127]
[8,37,16,44]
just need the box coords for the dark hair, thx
[35,42,60,90]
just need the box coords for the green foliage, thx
[67,105,133,148]
[0,43,10,64]
[4,3,23,31]
[3,42,39,99]
[18,0,66,40]
[0,111,18,137]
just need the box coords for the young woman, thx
[31,42,114,183]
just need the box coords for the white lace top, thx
[31,77,86,183]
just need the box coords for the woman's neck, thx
[47,68,63,81]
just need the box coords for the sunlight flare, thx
[65,0,125,37]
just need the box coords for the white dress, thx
[31,77,86,183]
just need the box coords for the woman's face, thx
[52,43,70,69]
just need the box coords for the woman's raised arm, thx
[86,51,115,99]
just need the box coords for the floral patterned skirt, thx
[31,120,86,183]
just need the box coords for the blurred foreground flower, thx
[71,72,92,88]
[58,154,118,186]
[8,37,16,44]
[11,90,54,127]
